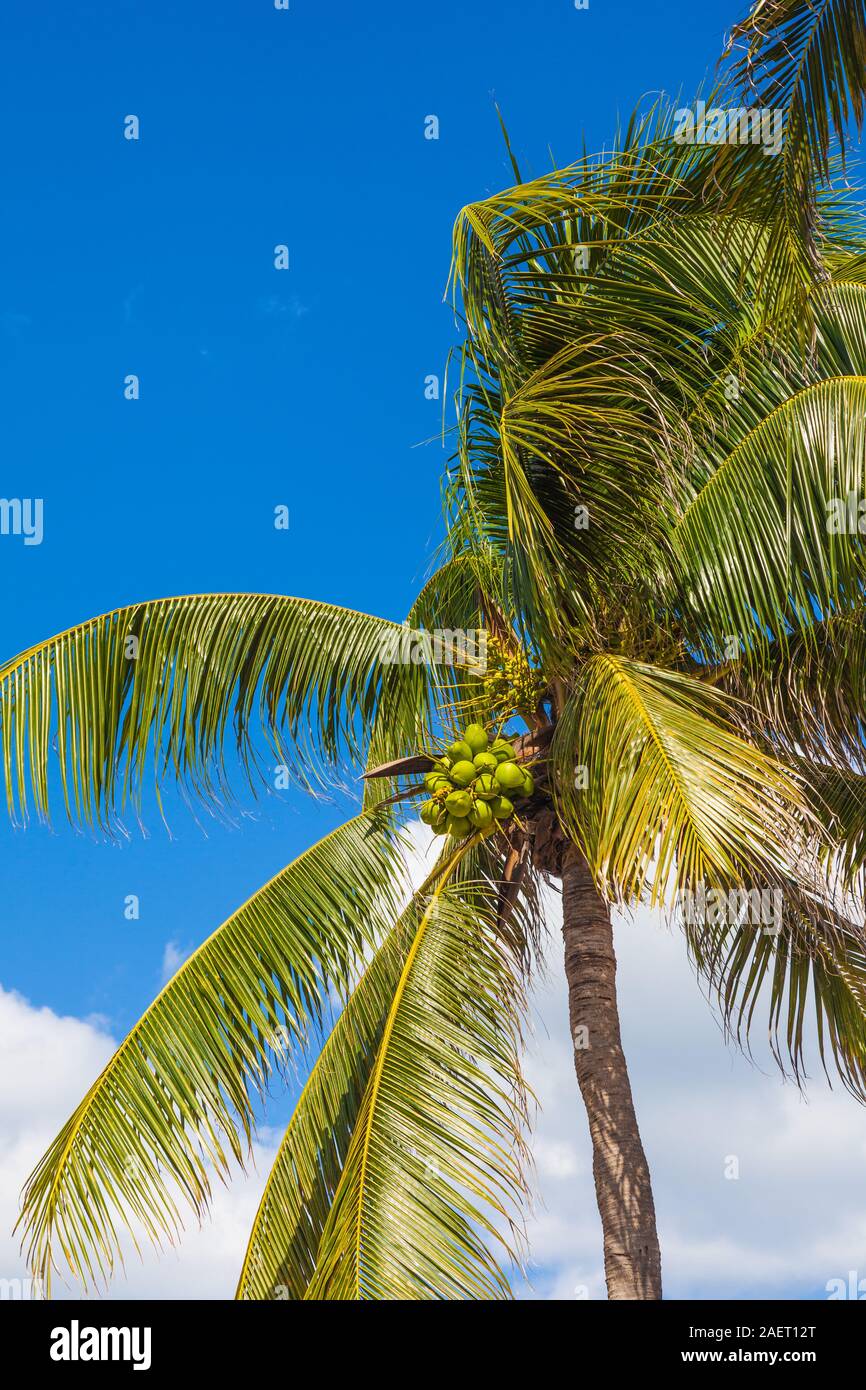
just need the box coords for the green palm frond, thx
[677,273,866,474]
[236,831,542,1300]
[720,607,866,892]
[16,811,406,1293]
[450,334,687,660]
[551,655,808,904]
[361,556,496,810]
[449,111,722,343]
[826,247,866,285]
[446,129,865,661]
[303,851,530,1300]
[687,872,866,1100]
[712,1,866,328]
[235,901,420,1300]
[0,592,436,828]
[409,553,487,632]
[672,376,866,655]
[812,278,866,371]
[801,760,866,892]
[725,608,866,768]
[724,0,866,182]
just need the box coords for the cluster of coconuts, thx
[482,634,545,718]
[419,723,534,839]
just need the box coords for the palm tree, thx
[10,6,866,1300]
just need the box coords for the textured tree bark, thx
[560,841,662,1299]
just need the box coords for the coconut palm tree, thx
[11,9,866,1300]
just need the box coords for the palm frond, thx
[672,376,866,655]
[801,759,866,892]
[712,1,866,328]
[236,909,418,1300]
[724,0,866,182]
[725,607,866,768]
[303,850,531,1300]
[361,556,495,810]
[16,811,406,1292]
[0,593,436,828]
[235,830,543,1300]
[684,870,866,1100]
[551,655,808,904]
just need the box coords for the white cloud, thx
[160,940,191,984]
[0,984,277,1300]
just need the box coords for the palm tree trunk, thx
[560,841,662,1299]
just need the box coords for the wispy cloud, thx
[160,940,191,984]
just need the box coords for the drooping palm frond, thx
[672,376,866,656]
[550,655,809,905]
[361,556,498,812]
[445,114,866,671]
[723,0,866,183]
[725,608,866,767]
[236,831,543,1301]
[712,1,866,329]
[825,246,866,285]
[799,760,866,892]
[687,269,866,454]
[16,811,406,1293]
[235,901,422,1300]
[683,869,866,1100]
[302,855,531,1300]
[452,97,858,364]
[0,593,437,828]
[450,329,690,662]
[447,116,709,594]
[667,269,866,502]
[719,612,866,894]
[449,109,724,349]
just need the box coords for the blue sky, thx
[0,0,738,1037]
[7,0,858,1303]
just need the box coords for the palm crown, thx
[8,0,866,1300]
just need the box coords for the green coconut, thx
[491,739,517,763]
[419,800,437,826]
[463,723,489,755]
[491,795,514,820]
[450,759,477,787]
[447,815,471,838]
[468,800,494,830]
[424,770,450,793]
[520,769,535,797]
[472,750,498,773]
[494,760,525,793]
[445,788,472,817]
[446,739,473,763]
[474,772,498,800]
